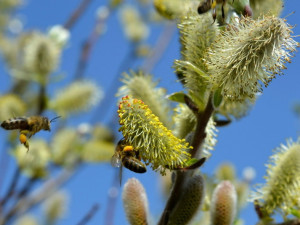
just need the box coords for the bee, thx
[1,115,60,151]
[111,139,146,185]
[198,0,234,22]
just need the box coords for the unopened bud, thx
[210,180,237,225]
[122,178,148,225]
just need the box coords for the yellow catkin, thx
[118,96,191,174]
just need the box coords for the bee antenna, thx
[50,116,61,123]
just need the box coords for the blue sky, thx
[0,0,300,224]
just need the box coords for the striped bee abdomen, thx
[122,157,147,173]
[1,117,30,130]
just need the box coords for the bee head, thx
[43,117,51,131]
[45,116,61,132]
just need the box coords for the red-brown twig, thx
[74,6,111,79]
[141,23,177,73]
[64,0,94,30]
[157,94,214,225]
[76,203,100,225]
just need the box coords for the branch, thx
[263,220,300,225]
[157,94,214,225]
[104,169,121,225]
[74,6,111,79]
[140,23,177,73]
[1,170,73,225]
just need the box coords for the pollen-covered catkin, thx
[168,174,205,225]
[117,71,172,128]
[118,96,191,174]
[122,178,148,225]
[210,180,237,225]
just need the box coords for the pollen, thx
[19,133,27,144]
[123,146,134,152]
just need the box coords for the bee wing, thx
[111,154,122,168]
[119,165,123,186]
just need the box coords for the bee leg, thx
[27,132,34,139]
[221,1,225,21]
[212,8,217,24]
[24,141,30,153]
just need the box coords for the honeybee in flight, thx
[1,115,60,151]
[111,139,146,185]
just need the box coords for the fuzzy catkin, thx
[12,139,50,178]
[49,80,102,117]
[0,94,26,121]
[120,5,149,42]
[174,12,219,109]
[43,191,68,222]
[207,16,298,101]
[210,181,237,225]
[122,178,148,225]
[252,139,300,217]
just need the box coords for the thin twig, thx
[76,203,100,225]
[74,6,111,80]
[15,177,36,199]
[1,170,73,225]
[157,94,215,225]
[190,95,214,158]
[140,22,177,73]
[104,169,121,225]
[64,0,93,30]
[90,44,137,123]
[0,167,20,208]
[265,220,300,225]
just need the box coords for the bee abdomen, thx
[1,117,30,130]
[123,157,147,173]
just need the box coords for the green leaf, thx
[184,158,199,167]
[167,92,186,103]
[213,89,223,109]
[289,208,300,218]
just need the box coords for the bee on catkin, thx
[111,139,147,185]
[1,116,60,151]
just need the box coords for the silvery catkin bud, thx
[206,16,298,101]
[122,178,149,225]
[168,174,205,225]
[210,180,237,225]
[49,80,102,117]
